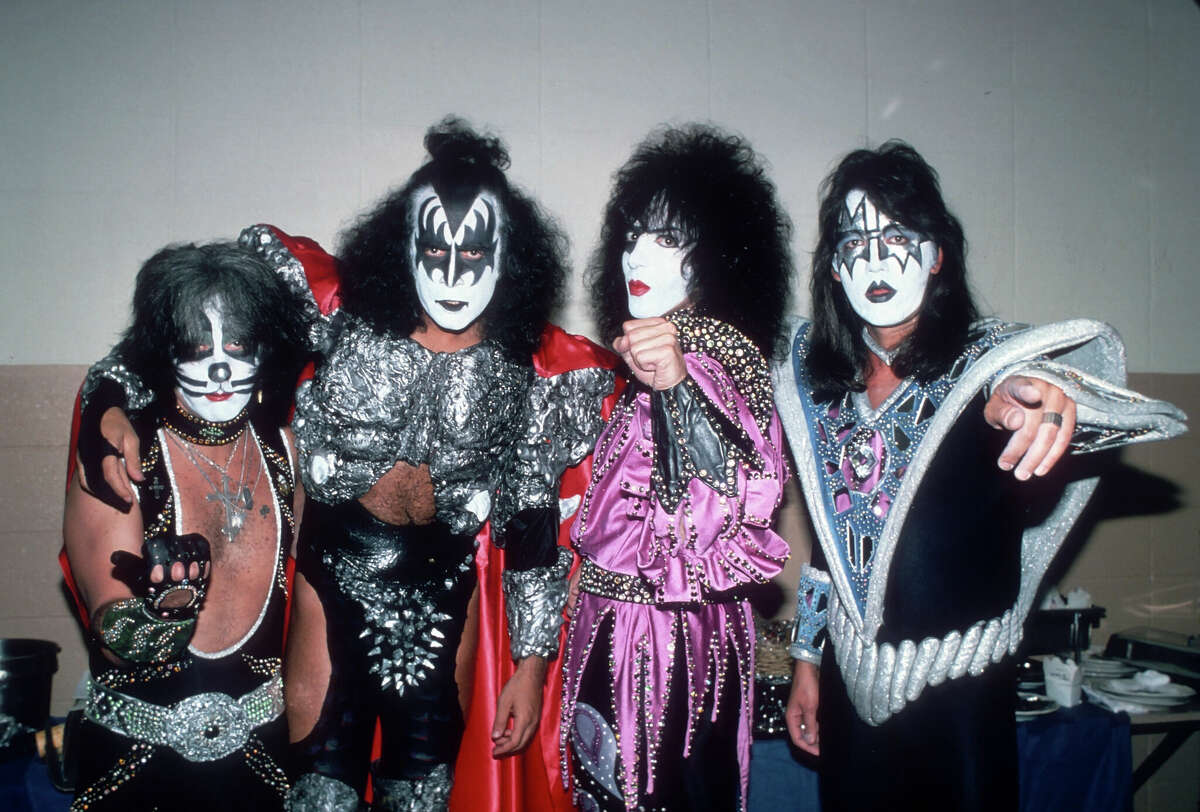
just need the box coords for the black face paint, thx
[409,184,505,331]
[415,189,500,287]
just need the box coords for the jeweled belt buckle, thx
[165,692,250,762]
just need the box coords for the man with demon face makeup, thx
[62,243,308,810]
[560,126,793,812]
[74,120,619,811]
[774,142,1186,810]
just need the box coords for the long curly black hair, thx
[116,242,310,425]
[336,117,568,362]
[589,124,793,358]
[807,140,979,399]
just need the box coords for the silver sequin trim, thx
[502,546,572,660]
[789,563,829,665]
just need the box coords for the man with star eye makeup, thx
[773,141,1186,810]
[61,243,309,810]
[70,118,620,812]
[560,125,793,812]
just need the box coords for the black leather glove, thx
[110,532,212,620]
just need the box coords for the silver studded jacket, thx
[293,315,614,538]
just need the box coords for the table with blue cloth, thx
[1018,702,1132,812]
[749,701,1156,812]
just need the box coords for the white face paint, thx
[411,186,502,332]
[621,225,691,319]
[833,189,939,327]
[174,300,259,422]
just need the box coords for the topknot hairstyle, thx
[806,140,979,398]
[589,124,793,358]
[336,116,568,361]
[116,241,310,424]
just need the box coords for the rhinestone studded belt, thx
[84,673,284,762]
[578,559,656,604]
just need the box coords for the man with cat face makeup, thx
[62,243,309,811]
[775,141,1186,810]
[73,120,619,811]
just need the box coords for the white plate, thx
[1015,692,1060,720]
[1100,679,1195,700]
[1082,664,1136,677]
[1087,687,1190,709]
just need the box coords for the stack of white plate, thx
[1089,678,1196,708]
[1080,655,1137,681]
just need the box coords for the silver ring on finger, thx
[1041,411,1063,427]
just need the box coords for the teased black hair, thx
[116,241,310,425]
[807,140,979,399]
[336,116,568,361]
[589,124,793,358]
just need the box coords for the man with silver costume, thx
[62,242,309,810]
[74,120,619,811]
[776,141,1187,810]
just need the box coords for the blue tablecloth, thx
[0,754,70,812]
[1018,702,1131,812]
[747,702,1131,812]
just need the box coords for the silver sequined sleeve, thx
[493,366,615,533]
[80,350,154,414]
[502,546,573,661]
[990,320,1187,452]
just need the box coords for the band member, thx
[64,242,308,810]
[777,141,1186,811]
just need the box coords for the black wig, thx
[336,117,568,361]
[588,124,793,358]
[807,140,979,398]
[116,241,310,424]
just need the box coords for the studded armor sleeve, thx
[493,365,615,533]
[501,546,572,661]
[238,225,330,354]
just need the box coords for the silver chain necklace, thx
[167,428,263,543]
